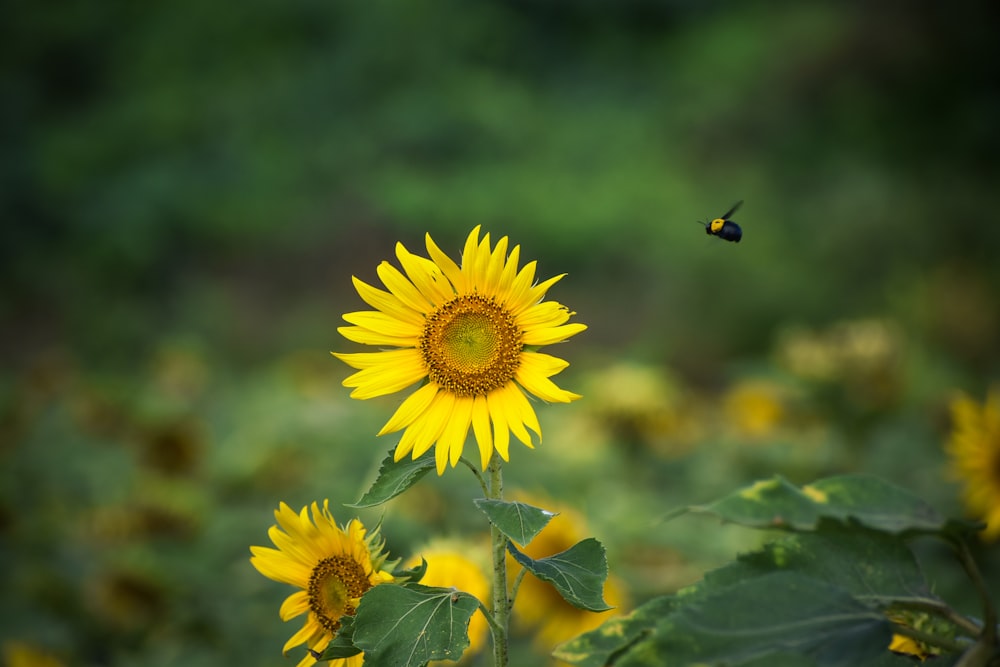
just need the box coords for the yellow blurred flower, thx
[334,226,586,475]
[250,501,395,667]
[945,388,1000,540]
[723,379,787,440]
[407,539,491,663]
[508,492,628,660]
[2,641,65,667]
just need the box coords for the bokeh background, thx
[3,1,999,665]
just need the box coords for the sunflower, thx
[406,539,491,663]
[334,226,586,474]
[250,501,395,667]
[945,388,1000,540]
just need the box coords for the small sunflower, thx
[406,539,491,663]
[945,388,1000,540]
[250,501,395,667]
[334,226,586,474]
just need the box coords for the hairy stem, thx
[487,452,509,667]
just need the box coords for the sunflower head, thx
[945,388,1000,540]
[334,226,586,474]
[250,501,394,667]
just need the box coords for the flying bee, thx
[701,200,743,243]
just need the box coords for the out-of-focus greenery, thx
[2,1,998,666]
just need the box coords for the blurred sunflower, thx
[406,539,491,663]
[2,641,65,667]
[723,379,787,440]
[945,388,1000,540]
[508,492,628,658]
[250,501,395,667]
[334,226,586,474]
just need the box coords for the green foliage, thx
[474,498,557,546]
[508,538,612,612]
[351,584,480,667]
[673,474,982,536]
[348,450,436,508]
[558,475,990,667]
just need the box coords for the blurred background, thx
[3,0,999,665]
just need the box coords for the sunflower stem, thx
[487,451,510,667]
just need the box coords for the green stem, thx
[871,595,982,638]
[487,451,509,667]
[955,538,998,647]
[460,456,490,497]
[889,623,968,656]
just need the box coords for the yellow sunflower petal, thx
[438,396,474,470]
[377,261,433,314]
[378,382,439,436]
[517,301,572,330]
[279,590,311,621]
[337,325,417,348]
[336,350,426,399]
[522,322,588,347]
[342,311,422,340]
[471,394,493,470]
[396,242,454,306]
[425,232,465,294]
[351,276,424,326]
[517,356,582,403]
[283,618,325,655]
[409,390,456,460]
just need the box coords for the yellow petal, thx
[522,322,588,347]
[471,394,493,470]
[337,325,416,348]
[396,243,454,306]
[425,232,465,294]
[517,301,572,330]
[342,311,421,340]
[351,276,424,326]
[378,383,439,435]
[377,261,432,314]
[438,396,474,471]
[487,390,511,460]
[279,590,310,621]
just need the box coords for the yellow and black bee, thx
[702,200,743,243]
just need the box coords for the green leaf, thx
[674,474,963,537]
[347,450,435,508]
[391,557,427,584]
[319,615,362,660]
[553,596,676,667]
[352,583,480,667]
[474,498,557,546]
[735,524,934,601]
[508,538,612,612]
[620,572,892,667]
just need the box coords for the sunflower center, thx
[307,555,371,633]
[420,294,523,397]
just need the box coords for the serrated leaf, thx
[474,498,557,546]
[347,450,435,508]
[508,538,612,612]
[620,572,892,667]
[553,596,676,667]
[352,583,480,667]
[675,474,960,536]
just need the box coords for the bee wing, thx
[721,200,744,220]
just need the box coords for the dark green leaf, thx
[731,523,934,601]
[319,615,362,660]
[620,572,892,667]
[474,498,557,546]
[553,596,676,667]
[675,474,962,537]
[508,538,612,612]
[393,557,427,584]
[347,450,435,508]
[352,583,480,667]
